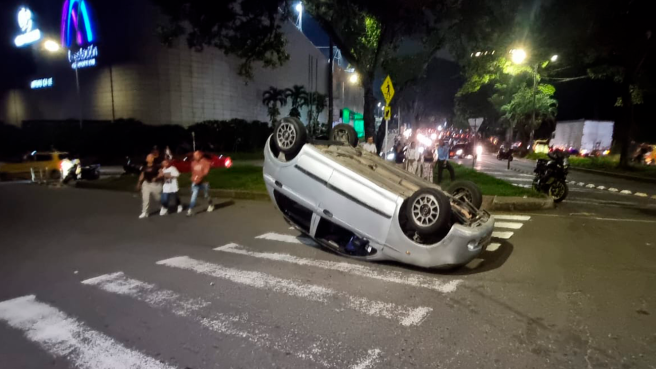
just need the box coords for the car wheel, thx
[49,169,61,180]
[406,188,451,237]
[549,180,568,203]
[273,117,307,159]
[330,124,358,148]
[447,181,483,209]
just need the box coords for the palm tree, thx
[306,92,328,137]
[285,85,308,119]
[262,87,287,125]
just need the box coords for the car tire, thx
[447,180,483,209]
[406,187,451,237]
[330,124,358,148]
[273,117,307,159]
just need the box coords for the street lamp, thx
[295,3,303,32]
[349,73,359,84]
[550,54,558,62]
[510,48,527,64]
[43,39,60,53]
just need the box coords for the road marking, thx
[577,182,585,186]
[351,349,382,369]
[586,184,596,188]
[157,256,432,326]
[620,190,632,195]
[609,188,619,192]
[493,215,531,221]
[500,177,534,182]
[486,243,501,252]
[494,222,523,229]
[492,231,514,239]
[214,243,462,293]
[0,295,175,369]
[597,186,606,190]
[256,232,318,246]
[83,272,368,368]
[635,192,648,197]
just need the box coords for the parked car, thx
[449,142,473,159]
[170,153,232,173]
[264,117,495,269]
[0,151,70,181]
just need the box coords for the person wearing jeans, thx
[159,159,183,215]
[137,154,162,219]
[436,140,455,184]
[188,151,214,216]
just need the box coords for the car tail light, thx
[225,158,232,168]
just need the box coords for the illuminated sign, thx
[31,78,53,89]
[61,0,98,69]
[69,45,98,69]
[14,7,42,47]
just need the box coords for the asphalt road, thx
[1,183,655,368]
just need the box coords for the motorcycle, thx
[62,159,100,184]
[532,151,569,203]
[123,156,142,175]
[497,146,513,161]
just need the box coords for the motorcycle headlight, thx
[386,153,395,160]
[456,149,463,155]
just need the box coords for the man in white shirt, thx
[363,136,377,154]
[159,159,183,215]
[406,141,421,175]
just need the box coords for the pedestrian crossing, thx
[0,213,530,368]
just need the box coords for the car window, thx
[58,153,70,160]
[34,154,53,162]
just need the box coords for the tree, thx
[501,84,557,141]
[262,87,287,124]
[153,0,290,80]
[305,0,447,139]
[285,85,309,119]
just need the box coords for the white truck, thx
[550,120,614,154]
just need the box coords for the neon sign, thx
[31,78,54,89]
[14,7,42,47]
[61,0,98,69]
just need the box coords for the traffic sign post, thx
[381,76,395,154]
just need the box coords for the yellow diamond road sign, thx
[384,106,391,120]
[381,75,395,104]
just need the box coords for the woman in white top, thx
[159,159,183,215]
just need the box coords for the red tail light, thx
[225,158,232,168]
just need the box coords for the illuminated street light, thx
[550,54,558,62]
[43,39,60,52]
[295,3,303,12]
[295,3,303,32]
[349,73,359,84]
[377,102,381,107]
[510,48,527,64]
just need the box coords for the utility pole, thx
[531,63,537,144]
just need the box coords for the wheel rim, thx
[276,122,296,150]
[549,182,565,199]
[411,194,440,227]
[452,189,473,203]
[332,128,350,144]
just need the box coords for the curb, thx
[487,195,554,211]
[75,181,271,201]
[508,166,656,200]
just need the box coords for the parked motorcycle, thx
[62,159,100,184]
[497,146,513,161]
[532,151,569,203]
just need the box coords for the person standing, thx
[188,151,214,216]
[406,141,421,176]
[137,154,162,219]
[159,159,183,215]
[422,144,436,182]
[363,136,377,154]
[436,140,455,184]
[394,144,405,169]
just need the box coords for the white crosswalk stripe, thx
[491,231,514,239]
[215,243,462,293]
[157,256,432,327]
[494,215,531,221]
[494,222,524,229]
[82,272,373,369]
[0,295,176,369]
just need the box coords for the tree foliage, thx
[262,87,288,124]
[501,84,557,139]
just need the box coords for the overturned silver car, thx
[263,117,495,269]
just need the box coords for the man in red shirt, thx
[188,151,214,216]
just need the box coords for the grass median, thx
[526,152,656,179]
[435,163,543,198]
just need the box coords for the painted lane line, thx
[498,177,534,182]
[635,192,648,197]
[493,215,531,221]
[256,232,318,246]
[620,190,632,195]
[597,186,606,190]
[577,182,585,186]
[494,222,523,229]
[0,295,176,369]
[586,184,596,188]
[157,256,432,327]
[609,188,619,192]
[652,195,656,200]
[492,231,514,240]
[82,272,367,369]
[214,243,462,294]
[486,243,501,252]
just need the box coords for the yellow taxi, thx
[0,151,70,181]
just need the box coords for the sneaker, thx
[207,204,215,212]
[159,207,167,216]
[187,209,193,217]
[177,205,183,213]
[139,213,148,219]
